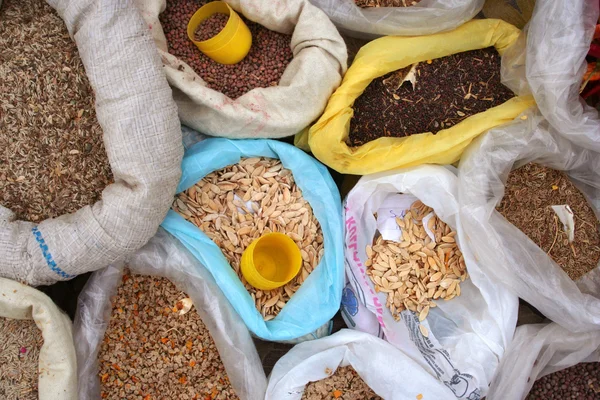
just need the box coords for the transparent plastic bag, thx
[458,109,600,332]
[343,165,518,398]
[502,0,600,149]
[266,329,455,399]
[309,0,484,39]
[73,229,267,400]
[488,323,600,400]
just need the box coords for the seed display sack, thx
[343,165,518,398]
[161,138,344,342]
[458,110,600,332]
[0,277,77,400]
[487,322,600,400]
[501,0,600,150]
[266,329,455,399]
[309,0,483,39]
[298,19,535,175]
[0,0,182,285]
[74,229,266,400]
[134,0,347,138]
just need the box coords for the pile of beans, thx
[526,362,600,400]
[193,13,228,42]
[160,0,294,99]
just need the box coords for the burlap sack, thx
[0,0,183,285]
[135,0,347,138]
[0,277,78,400]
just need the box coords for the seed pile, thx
[0,318,43,400]
[301,366,383,400]
[193,13,229,42]
[497,163,600,281]
[348,47,515,146]
[160,0,294,99]
[366,200,468,326]
[526,362,600,400]
[172,158,324,320]
[354,0,421,7]
[0,0,112,222]
[98,273,237,400]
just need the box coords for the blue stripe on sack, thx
[31,227,74,279]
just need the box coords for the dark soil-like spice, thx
[160,0,293,99]
[526,362,600,400]
[354,0,422,7]
[193,13,229,42]
[497,163,600,281]
[302,366,382,400]
[348,47,515,147]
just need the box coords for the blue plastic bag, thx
[162,138,344,341]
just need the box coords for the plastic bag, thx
[502,0,600,150]
[266,329,456,399]
[487,322,600,400]
[299,19,536,175]
[0,277,77,399]
[458,109,600,332]
[134,0,347,139]
[161,138,344,342]
[343,165,518,398]
[309,0,484,39]
[73,229,267,400]
[0,0,182,285]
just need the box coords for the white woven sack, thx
[309,0,484,39]
[135,0,347,138]
[0,277,78,400]
[0,0,183,285]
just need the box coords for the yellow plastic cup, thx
[187,1,252,65]
[241,233,302,291]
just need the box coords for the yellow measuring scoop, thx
[241,233,302,291]
[187,1,252,65]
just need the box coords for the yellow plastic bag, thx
[298,19,536,175]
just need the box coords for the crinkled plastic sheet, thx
[73,229,267,400]
[458,109,600,333]
[309,0,484,39]
[502,0,600,149]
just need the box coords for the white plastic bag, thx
[0,277,78,400]
[502,0,600,149]
[458,109,600,332]
[135,0,347,138]
[73,229,267,400]
[266,329,455,399]
[309,0,484,39]
[343,166,518,398]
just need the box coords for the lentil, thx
[497,163,600,281]
[0,0,112,222]
[0,318,43,400]
[348,47,515,146]
[98,273,237,400]
[301,366,382,400]
[526,362,600,400]
[193,13,229,42]
[160,0,294,99]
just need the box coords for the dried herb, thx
[348,47,515,147]
[0,0,112,222]
[98,273,238,400]
[0,318,43,400]
[354,0,421,7]
[301,366,382,400]
[497,163,600,281]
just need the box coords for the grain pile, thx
[526,362,600,400]
[0,0,112,222]
[0,318,43,400]
[301,366,383,400]
[365,200,468,330]
[172,157,324,320]
[160,0,294,99]
[497,163,600,281]
[193,13,229,42]
[348,47,515,146]
[98,273,238,400]
[354,0,421,7]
